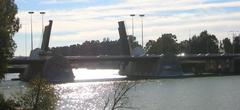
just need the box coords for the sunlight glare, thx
[72,68,126,80]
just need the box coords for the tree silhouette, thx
[52,31,223,56]
[0,0,20,79]
[103,82,137,110]
[51,38,122,56]
[146,33,178,55]
[15,77,59,110]
[233,35,240,53]
[222,38,232,53]
[188,31,219,54]
[178,40,190,54]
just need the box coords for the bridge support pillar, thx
[20,60,45,81]
[20,49,74,83]
[119,55,183,77]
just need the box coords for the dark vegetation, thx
[0,0,20,79]
[0,1,21,108]
[15,77,59,110]
[53,38,122,56]
[51,36,140,56]
[0,77,59,110]
[0,0,18,109]
[0,94,18,110]
[51,30,240,56]
[103,81,137,110]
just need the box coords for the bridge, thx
[9,54,240,63]
[7,20,240,82]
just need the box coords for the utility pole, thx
[28,11,34,51]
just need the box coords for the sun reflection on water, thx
[55,68,127,109]
[72,68,126,81]
[55,81,116,110]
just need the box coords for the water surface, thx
[1,69,240,110]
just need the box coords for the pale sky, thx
[14,0,240,56]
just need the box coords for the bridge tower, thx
[118,21,132,56]
[41,20,52,52]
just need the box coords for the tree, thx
[146,33,179,55]
[103,81,137,110]
[222,38,232,53]
[51,39,122,56]
[128,35,141,49]
[144,40,156,53]
[15,77,59,110]
[178,40,190,54]
[0,0,20,79]
[188,31,219,54]
[0,93,18,110]
[233,35,240,53]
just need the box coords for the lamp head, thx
[40,12,46,14]
[130,14,135,17]
[28,12,34,14]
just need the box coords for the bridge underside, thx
[8,54,240,79]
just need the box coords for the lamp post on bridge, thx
[28,11,34,51]
[40,12,46,38]
[139,14,145,47]
[130,14,135,36]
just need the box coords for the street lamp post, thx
[28,11,34,51]
[24,26,27,56]
[130,14,135,36]
[139,14,145,47]
[40,12,46,37]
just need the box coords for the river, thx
[1,69,240,110]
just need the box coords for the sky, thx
[14,0,240,56]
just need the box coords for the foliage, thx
[233,35,240,53]
[178,40,190,53]
[15,77,59,110]
[222,38,232,53]
[0,93,19,110]
[103,82,137,110]
[128,35,141,49]
[189,31,219,54]
[51,38,122,56]
[146,33,178,55]
[51,31,240,55]
[178,31,220,54]
[144,40,155,52]
[51,36,142,56]
[0,0,20,79]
